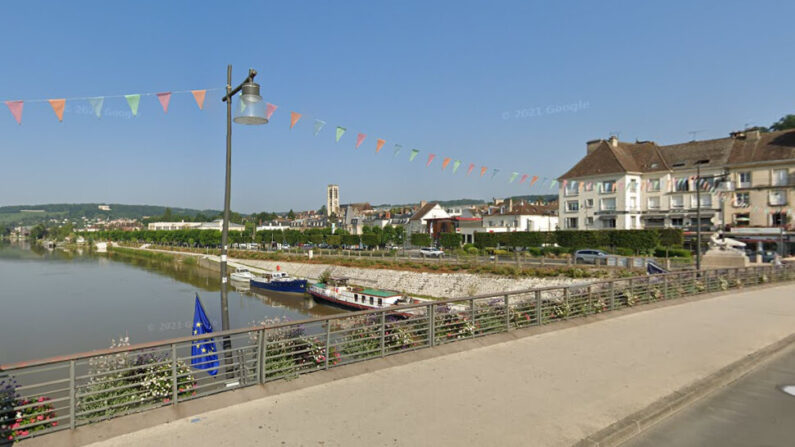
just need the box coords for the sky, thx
[1,0,793,213]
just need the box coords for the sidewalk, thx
[87,283,795,447]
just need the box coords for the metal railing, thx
[1,264,792,442]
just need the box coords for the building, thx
[557,129,794,255]
[326,185,340,217]
[407,202,450,236]
[148,220,245,232]
[481,201,558,233]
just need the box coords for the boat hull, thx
[250,278,308,294]
[307,289,377,311]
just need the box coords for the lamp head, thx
[234,81,268,125]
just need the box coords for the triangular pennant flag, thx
[335,126,346,142]
[290,112,302,129]
[467,163,475,175]
[426,154,436,167]
[491,169,499,179]
[550,179,558,190]
[408,148,419,161]
[519,174,529,184]
[480,166,487,177]
[191,90,206,110]
[375,138,385,153]
[48,99,66,122]
[156,92,171,113]
[124,94,141,116]
[393,144,403,157]
[441,157,451,170]
[452,160,461,174]
[356,133,366,149]
[508,172,518,183]
[530,175,539,186]
[5,100,23,125]
[313,119,326,136]
[266,103,278,120]
[88,97,104,118]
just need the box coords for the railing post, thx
[69,360,76,429]
[324,323,331,370]
[609,280,616,311]
[663,274,669,299]
[256,329,265,384]
[380,312,386,357]
[504,294,511,330]
[587,285,593,314]
[428,304,436,347]
[563,288,570,320]
[470,298,476,337]
[171,343,178,405]
[535,290,543,325]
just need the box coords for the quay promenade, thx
[34,281,795,446]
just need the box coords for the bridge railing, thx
[1,264,792,442]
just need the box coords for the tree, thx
[317,205,327,216]
[770,114,795,131]
[163,208,173,220]
[287,209,296,220]
[29,224,48,240]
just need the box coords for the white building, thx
[407,202,450,235]
[481,202,558,232]
[148,220,245,232]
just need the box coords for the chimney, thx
[586,139,601,154]
[608,135,619,148]
[419,200,427,208]
[508,198,513,212]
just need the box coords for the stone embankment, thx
[199,255,591,298]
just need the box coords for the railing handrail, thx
[1,264,784,371]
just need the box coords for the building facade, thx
[326,184,340,217]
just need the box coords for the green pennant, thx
[393,144,403,157]
[409,149,419,162]
[452,160,461,174]
[335,126,346,143]
[491,168,499,179]
[124,94,141,116]
[509,172,518,183]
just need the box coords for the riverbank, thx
[123,245,601,298]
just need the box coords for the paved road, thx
[78,283,795,447]
[623,342,795,447]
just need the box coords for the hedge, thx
[474,229,681,254]
[439,233,462,250]
[410,233,432,247]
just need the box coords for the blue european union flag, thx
[191,294,219,376]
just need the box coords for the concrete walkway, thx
[88,283,795,447]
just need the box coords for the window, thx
[671,218,684,227]
[647,196,660,209]
[629,197,637,211]
[734,192,749,207]
[772,169,789,186]
[647,178,661,192]
[565,217,578,229]
[629,179,638,193]
[378,298,383,306]
[737,171,751,188]
[602,218,616,229]
[586,217,594,226]
[769,190,787,206]
[566,201,579,212]
[369,296,374,305]
[600,180,616,193]
[600,198,616,211]
[585,198,594,208]
[674,177,690,192]
[734,213,750,227]
[670,195,684,209]
[645,218,665,228]
[354,294,359,302]
[698,195,712,208]
[564,181,579,196]
[772,212,786,226]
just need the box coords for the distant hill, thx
[0,203,220,227]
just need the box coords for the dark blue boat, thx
[250,272,307,294]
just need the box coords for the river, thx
[0,242,344,364]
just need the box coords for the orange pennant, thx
[441,157,451,170]
[375,138,385,153]
[48,99,66,122]
[290,112,302,129]
[480,166,488,177]
[191,90,206,110]
[530,175,539,186]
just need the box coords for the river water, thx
[0,242,344,364]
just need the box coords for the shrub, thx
[653,247,691,258]
[465,246,479,255]
[439,233,462,250]
[614,247,635,256]
[410,233,432,247]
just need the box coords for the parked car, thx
[420,247,444,257]
[574,249,608,264]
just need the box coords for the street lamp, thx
[219,66,268,357]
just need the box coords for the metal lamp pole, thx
[696,163,702,271]
[219,65,268,366]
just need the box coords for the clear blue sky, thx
[1,0,792,213]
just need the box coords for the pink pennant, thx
[356,133,366,149]
[5,100,23,125]
[266,103,278,120]
[426,154,436,167]
[467,164,475,175]
[519,174,528,184]
[156,92,172,113]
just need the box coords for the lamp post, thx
[219,65,268,360]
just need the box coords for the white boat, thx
[307,277,426,314]
[229,267,257,283]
